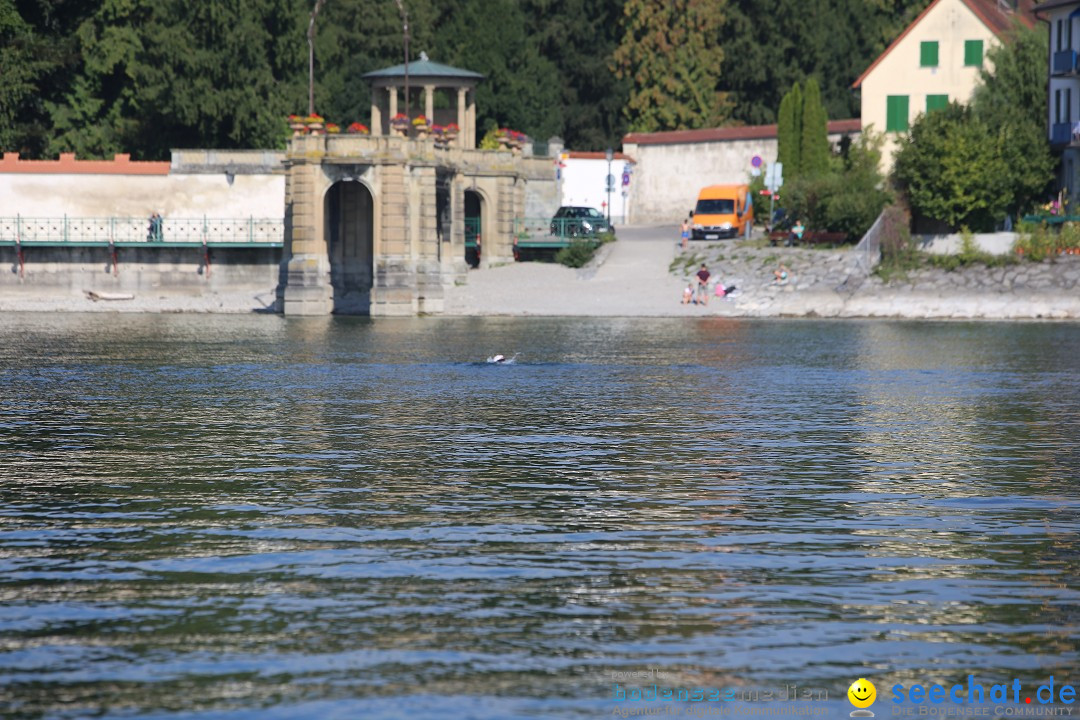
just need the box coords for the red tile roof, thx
[853,0,1037,89]
[566,151,635,162]
[1035,0,1080,12]
[0,152,170,175]
[622,119,861,147]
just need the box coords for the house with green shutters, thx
[852,0,1036,171]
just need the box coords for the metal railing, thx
[1054,50,1078,75]
[0,216,284,246]
[514,216,611,246]
[1051,122,1078,146]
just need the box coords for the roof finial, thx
[419,51,429,62]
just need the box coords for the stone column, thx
[466,90,476,149]
[424,85,435,123]
[415,166,444,313]
[489,175,517,267]
[456,87,467,148]
[281,137,333,315]
[446,174,467,285]
[370,88,382,135]
[389,86,398,119]
[371,163,415,316]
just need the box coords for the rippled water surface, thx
[0,314,1078,719]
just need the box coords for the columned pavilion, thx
[362,54,483,148]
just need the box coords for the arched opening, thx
[324,181,374,314]
[464,189,483,268]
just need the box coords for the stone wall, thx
[622,121,861,225]
[915,232,1017,255]
[0,151,285,219]
[0,245,281,313]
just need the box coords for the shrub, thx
[1014,222,1064,261]
[555,240,598,268]
[782,130,891,239]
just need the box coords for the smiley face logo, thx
[848,678,877,715]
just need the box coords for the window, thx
[695,199,735,215]
[1056,89,1063,124]
[887,95,910,132]
[920,41,939,67]
[926,95,949,113]
[1069,88,1074,123]
[964,40,983,67]
[1058,19,1064,51]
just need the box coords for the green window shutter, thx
[886,95,910,132]
[920,41,939,67]
[926,94,948,113]
[964,39,984,67]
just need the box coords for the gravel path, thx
[444,225,712,316]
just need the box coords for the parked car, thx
[550,206,613,238]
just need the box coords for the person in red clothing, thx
[696,264,711,305]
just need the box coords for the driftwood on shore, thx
[85,291,135,302]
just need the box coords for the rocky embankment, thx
[683,243,1080,319]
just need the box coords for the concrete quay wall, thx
[0,245,281,313]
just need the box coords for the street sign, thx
[765,162,783,192]
[622,171,630,187]
[751,155,763,168]
[606,174,615,191]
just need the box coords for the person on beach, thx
[682,283,695,305]
[788,219,804,247]
[696,264,711,305]
[774,264,789,284]
[680,219,691,251]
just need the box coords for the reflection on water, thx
[0,314,1077,719]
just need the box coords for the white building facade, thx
[1039,0,1080,205]
[557,152,634,225]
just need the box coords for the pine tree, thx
[611,0,730,132]
[800,77,830,178]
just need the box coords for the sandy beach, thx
[445,225,1080,320]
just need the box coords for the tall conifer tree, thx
[777,82,802,178]
[800,77,830,177]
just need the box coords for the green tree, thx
[434,0,562,141]
[46,0,308,159]
[799,76,829,178]
[45,0,151,158]
[522,0,629,149]
[777,82,801,177]
[314,0,441,130]
[611,0,729,132]
[0,0,101,156]
[893,102,1011,230]
[972,24,1055,217]
[720,0,933,125]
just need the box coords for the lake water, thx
[0,314,1077,719]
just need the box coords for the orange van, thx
[689,185,753,240]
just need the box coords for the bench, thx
[769,230,849,246]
